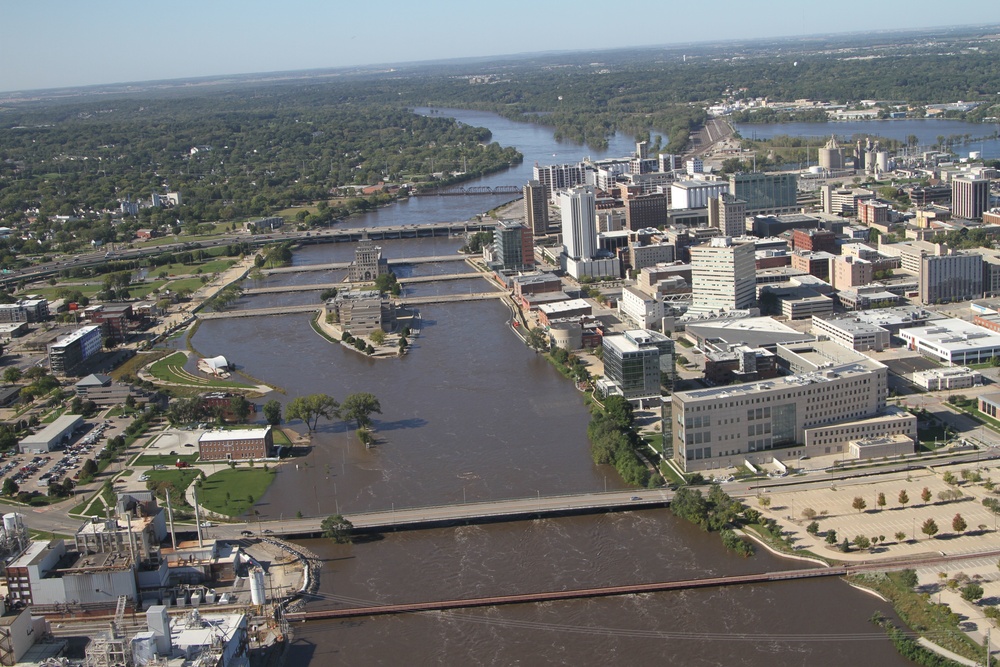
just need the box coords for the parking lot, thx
[2,416,131,494]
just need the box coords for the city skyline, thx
[2,1,1000,93]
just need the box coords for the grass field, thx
[148,352,255,389]
[145,468,200,508]
[199,468,276,517]
[131,453,200,466]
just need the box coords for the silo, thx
[250,567,268,606]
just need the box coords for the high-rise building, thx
[349,230,389,282]
[599,329,675,402]
[952,176,990,220]
[560,186,597,261]
[492,220,535,272]
[919,246,983,304]
[533,163,585,200]
[523,180,549,235]
[831,254,874,290]
[621,186,667,230]
[708,193,747,237]
[729,172,798,215]
[689,237,756,314]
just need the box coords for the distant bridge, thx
[197,291,506,319]
[243,274,487,295]
[413,185,522,197]
[262,255,468,275]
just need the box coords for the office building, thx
[670,180,731,210]
[198,427,274,461]
[811,314,890,352]
[690,237,756,314]
[560,186,620,279]
[672,340,896,472]
[729,172,798,215]
[858,199,890,225]
[492,220,534,272]
[48,325,102,376]
[919,246,983,304]
[952,176,990,220]
[622,186,667,230]
[708,193,747,238]
[619,286,664,330]
[820,186,875,216]
[899,318,1000,365]
[792,228,836,254]
[523,180,549,235]
[533,163,586,200]
[598,329,674,402]
[831,254,874,290]
[349,231,389,282]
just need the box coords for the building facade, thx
[729,172,798,215]
[952,176,990,220]
[919,249,983,304]
[349,231,389,282]
[48,325,102,375]
[689,237,756,314]
[198,427,273,461]
[599,330,674,402]
[492,220,535,272]
[708,193,747,238]
[523,180,549,235]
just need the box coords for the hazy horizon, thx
[3,1,1000,94]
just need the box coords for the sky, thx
[3,0,1000,93]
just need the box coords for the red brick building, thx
[198,427,273,461]
[791,228,837,254]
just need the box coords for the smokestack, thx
[165,489,177,550]
[193,486,204,548]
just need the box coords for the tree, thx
[898,489,909,507]
[894,531,907,543]
[2,367,22,384]
[961,583,984,602]
[853,535,871,550]
[942,471,958,486]
[801,507,817,520]
[921,517,939,539]
[1,478,18,497]
[806,521,820,535]
[758,495,772,508]
[603,395,634,430]
[876,492,886,510]
[263,400,282,426]
[525,327,548,353]
[321,514,354,544]
[340,392,382,430]
[852,496,867,513]
[124,394,136,409]
[921,487,931,504]
[369,329,386,346]
[228,395,251,423]
[825,529,838,544]
[285,394,340,432]
[81,458,98,479]
[952,513,967,534]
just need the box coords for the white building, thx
[670,180,731,210]
[899,318,1000,365]
[811,314,891,352]
[689,237,756,314]
[560,186,597,262]
[619,286,664,330]
[672,340,895,472]
[912,366,982,390]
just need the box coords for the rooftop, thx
[49,325,101,349]
[900,318,1000,352]
[199,427,272,443]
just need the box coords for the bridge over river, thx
[262,254,467,275]
[197,291,507,319]
[243,273,488,295]
[211,489,673,537]
[286,549,1000,622]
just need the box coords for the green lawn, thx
[154,258,237,276]
[164,277,209,293]
[132,453,200,466]
[272,428,292,447]
[145,468,200,508]
[199,468,276,517]
[148,352,255,389]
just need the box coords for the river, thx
[736,118,1000,159]
[190,108,916,665]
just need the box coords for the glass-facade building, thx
[729,172,798,215]
[601,329,674,401]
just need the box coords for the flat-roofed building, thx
[952,176,990,220]
[919,246,983,304]
[537,299,593,327]
[811,314,890,351]
[899,318,1000,365]
[690,237,756,314]
[912,366,982,390]
[708,193,747,237]
[619,286,664,330]
[48,325,102,376]
[198,427,273,461]
[729,172,798,215]
[598,329,674,402]
[18,414,84,454]
[672,340,890,471]
[790,250,834,282]
[848,433,914,459]
[831,254,874,291]
[523,180,549,235]
[670,180,730,210]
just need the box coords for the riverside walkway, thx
[263,255,467,275]
[212,489,674,538]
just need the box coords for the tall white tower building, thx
[559,186,597,261]
[690,237,756,314]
